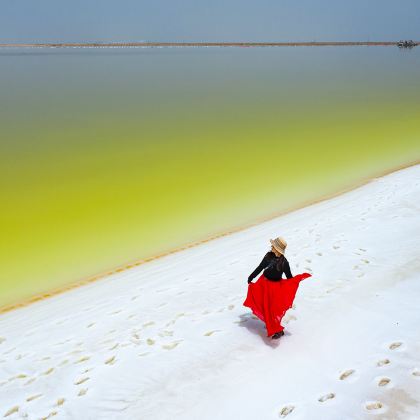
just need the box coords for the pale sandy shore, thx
[0,164,419,419]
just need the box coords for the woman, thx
[243,236,311,339]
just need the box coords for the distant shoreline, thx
[0,41,419,49]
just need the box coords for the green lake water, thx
[1,47,419,307]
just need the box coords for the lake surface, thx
[1,46,419,307]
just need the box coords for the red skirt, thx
[243,272,312,337]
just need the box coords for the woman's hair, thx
[271,246,284,258]
[268,251,285,271]
[275,254,285,271]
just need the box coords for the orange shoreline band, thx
[1,158,419,315]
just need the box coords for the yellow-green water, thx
[1,47,419,307]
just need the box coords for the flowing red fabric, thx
[243,272,312,337]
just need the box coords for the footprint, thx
[105,356,116,365]
[204,330,221,337]
[279,405,295,417]
[365,401,383,411]
[339,369,355,381]
[156,288,170,293]
[227,304,235,310]
[283,314,297,324]
[378,377,391,387]
[78,388,88,397]
[56,398,65,407]
[142,321,155,328]
[10,373,27,380]
[0,337,5,345]
[24,378,36,386]
[74,377,90,385]
[3,406,19,417]
[108,343,120,352]
[361,259,370,264]
[316,252,323,256]
[40,411,58,420]
[86,323,95,328]
[411,369,420,377]
[318,393,335,402]
[377,359,390,367]
[158,330,174,338]
[389,342,403,350]
[110,310,122,315]
[162,341,181,350]
[43,368,54,375]
[325,288,337,294]
[146,339,155,346]
[75,356,90,364]
[333,245,340,250]
[26,394,43,402]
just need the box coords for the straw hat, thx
[270,236,287,255]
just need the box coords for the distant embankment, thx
[0,41,418,49]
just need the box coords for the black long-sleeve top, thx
[248,251,293,282]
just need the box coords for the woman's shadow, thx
[237,313,290,348]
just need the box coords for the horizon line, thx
[1,41,419,49]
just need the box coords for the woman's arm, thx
[283,259,293,279]
[248,252,272,283]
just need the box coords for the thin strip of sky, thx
[1,0,419,43]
